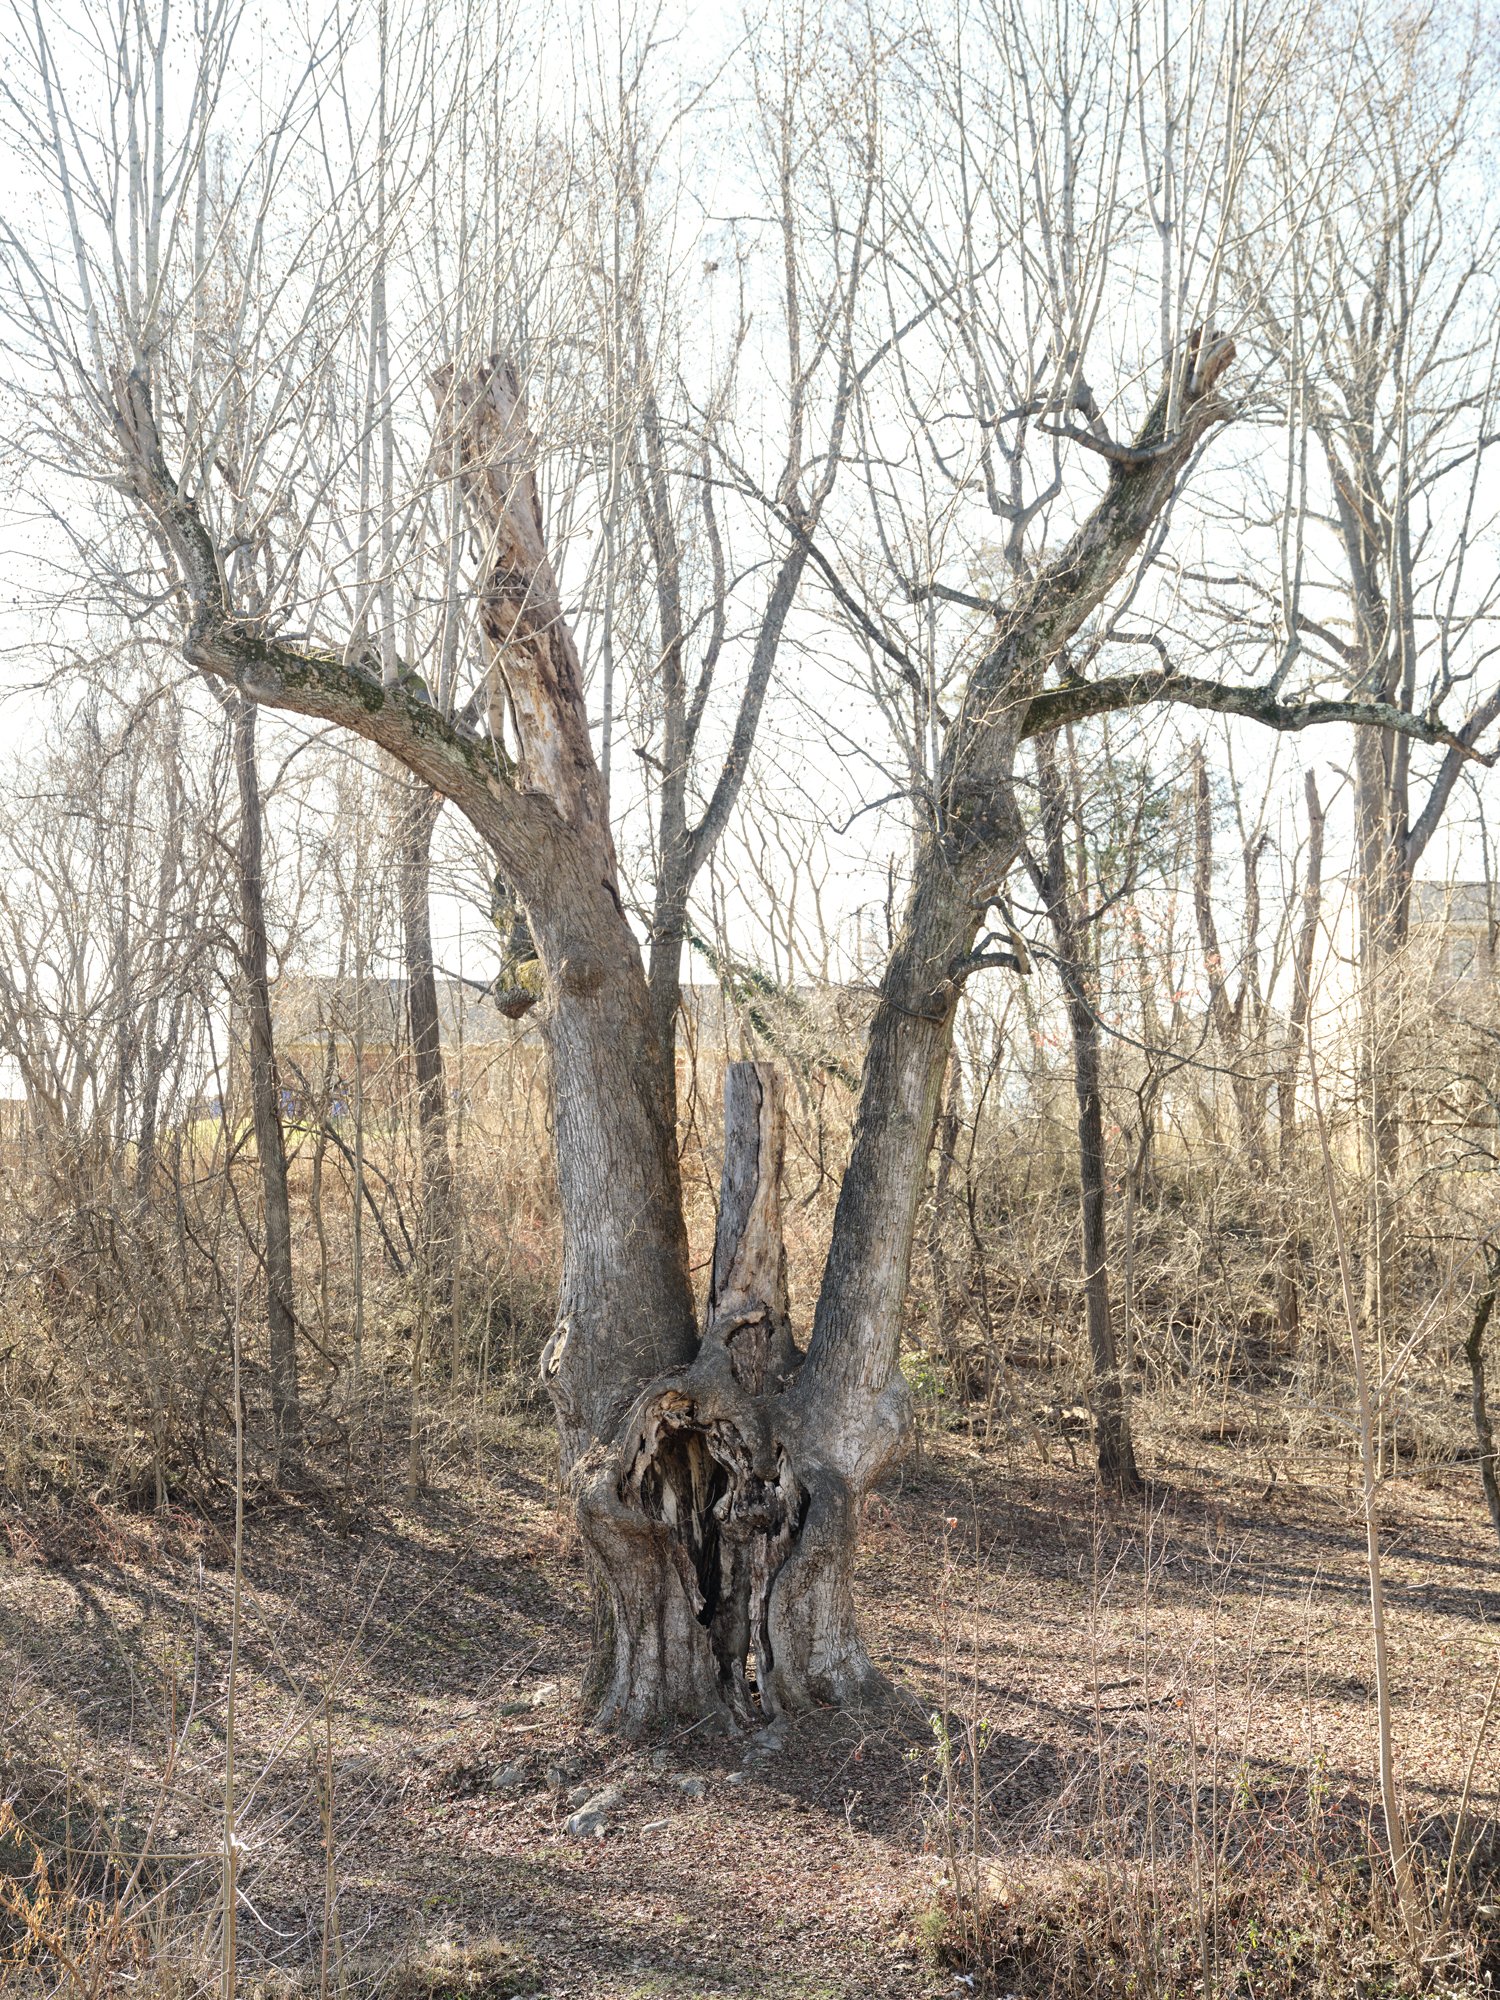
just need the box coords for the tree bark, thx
[1033,736,1140,1492]
[395,776,457,1321]
[226,694,300,1470]
[582,1062,808,1728]
[1353,727,1405,1420]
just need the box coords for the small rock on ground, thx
[564,1786,621,1838]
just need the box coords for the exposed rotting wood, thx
[708,1062,801,1394]
[437,360,613,855]
[596,1063,809,1726]
[616,1384,805,1721]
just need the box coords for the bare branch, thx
[1023,669,1495,758]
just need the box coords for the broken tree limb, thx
[706,1061,801,1395]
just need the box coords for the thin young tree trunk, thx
[1191,745,1270,1168]
[1464,1276,1500,1548]
[927,1055,964,1371]
[1308,1038,1417,1931]
[134,720,187,1197]
[1276,770,1325,1350]
[396,776,456,1321]
[226,694,300,1470]
[1353,729,1405,1469]
[1034,736,1140,1493]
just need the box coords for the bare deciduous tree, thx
[1,0,1486,1730]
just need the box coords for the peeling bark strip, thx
[436,361,613,855]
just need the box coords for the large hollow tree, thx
[3,0,1490,1732]
[106,336,1477,1726]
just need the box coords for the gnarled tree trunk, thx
[113,336,1253,1732]
[580,1063,808,1727]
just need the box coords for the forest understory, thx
[3,1376,1499,2000]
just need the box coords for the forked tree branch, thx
[109,364,561,888]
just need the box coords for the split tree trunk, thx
[581,1062,811,1729]
[123,341,1236,1732]
[227,695,300,1470]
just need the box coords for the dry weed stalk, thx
[1306,1028,1419,1935]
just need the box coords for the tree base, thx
[574,1362,902,1734]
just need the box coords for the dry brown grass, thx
[4,978,1500,1994]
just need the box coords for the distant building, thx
[248,973,528,1122]
[1408,881,1498,991]
[267,974,517,1057]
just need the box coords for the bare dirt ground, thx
[2,1393,1498,1998]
